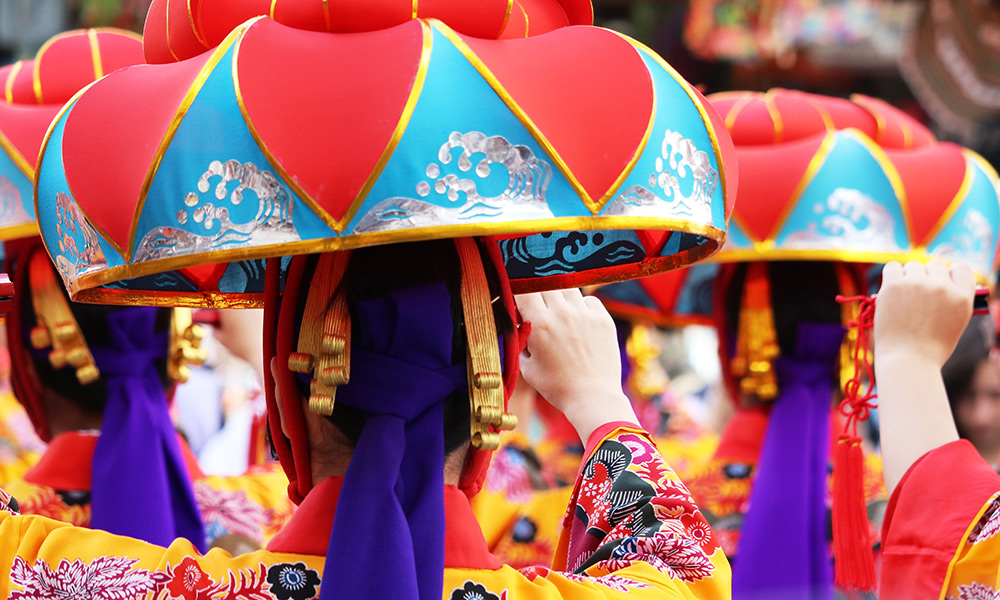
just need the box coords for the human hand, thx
[874,261,976,368]
[873,261,970,492]
[514,290,637,442]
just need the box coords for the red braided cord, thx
[835,294,878,438]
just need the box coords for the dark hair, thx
[294,240,513,454]
[942,315,994,408]
[18,261,173,417]
[725,261,843,354]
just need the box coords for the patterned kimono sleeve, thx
[522,423,731,599]
[881,440,1000,600]
[0,508,327,600]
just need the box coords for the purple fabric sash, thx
[88,308,206,551]
[320,282,468,600]
[732,322,844,600]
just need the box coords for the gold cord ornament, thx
[288,253,351,416]
[456,239,516,450]
[625,323,669,400]
[27,251,99,385]
[730,262,780,400]
[168,308,208,383]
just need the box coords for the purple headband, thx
[319,282,469,600]
[732,322,843,599]
[82,308,205,551]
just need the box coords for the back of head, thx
[275,238,519,600]
[7,244,173,436]
[292,239,513,454]
[724,261,843,356]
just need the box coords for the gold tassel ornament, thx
[730,262,780,401]
[456,238,516,450]
[168,308,208,383]
[28,251,99,385]
[287,252,352,416]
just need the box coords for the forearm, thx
[560,392,639,444]
[875,352,960,494]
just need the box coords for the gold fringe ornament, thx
[731,262,780,400]
[168,308,208,383]
[27,251,99,385]
[456,238,516,450]
[287,252,352,416]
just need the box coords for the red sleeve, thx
[582,421,641,459]
[881,440,1000,600]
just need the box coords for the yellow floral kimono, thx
[4,431,294,549]
[0,425,730,600]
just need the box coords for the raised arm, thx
[515,290,639,442]
[514,290,730,599]
[873,261,971,493]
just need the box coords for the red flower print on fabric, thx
[680,512,719,554]
[165,557,214,599]
[563,572,651,591]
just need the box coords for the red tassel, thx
[832,435,876,590]
[832,294,878,592]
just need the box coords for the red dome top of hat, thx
[4,29,143,107]
[706,89,1000,283]
[143,0,594,65]
[0,29,143,242]
[709,89,935,149]
[1,29,143,171]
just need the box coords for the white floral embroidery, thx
[9,556,165,600]
[598,531,715,582]
[953,581,1000,600]
[563,572,651,592]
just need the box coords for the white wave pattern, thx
[783,187,902,251]
[54,192,108,282]
[135,160,299,262]
[931,208,995,275]
[604,129,717,225]
[0,175,29,227]
[354,131,554,233]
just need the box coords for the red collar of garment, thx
[23,431,99,490]
[23,430,205,490]
[267,476,501,570]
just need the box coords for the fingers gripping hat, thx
[34,2,737,598]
